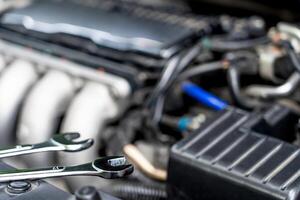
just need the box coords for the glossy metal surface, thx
[0,133,93,159]
[245,72,300,98]
[0,156,133,182]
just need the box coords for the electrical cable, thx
[145,54,182,109]
[151,45,202,125]
[144,44,201,127]
[172,45,203,81]
[152,44,202,103]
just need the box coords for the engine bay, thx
[0,0,299,199]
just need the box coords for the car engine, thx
[0,0,300,199]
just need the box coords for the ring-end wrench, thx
[92,156,134,179]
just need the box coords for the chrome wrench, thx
[0,132,93,158]
[0,156,133,182]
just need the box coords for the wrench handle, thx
[0,164,97,182]
[0,142,62,159]
[0,166,66,182]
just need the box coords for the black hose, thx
[146,44,202,125]
[151,60,223,125]
[110,183,167,200]
[148,44,202,107]
[225,51,261,110]
[203,36,270,51]
[227,65,254,110]
[145,54,182,109]
[178,61,224,80]
[152,95,165,125]
[170,44,203,84]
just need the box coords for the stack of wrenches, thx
[0,132,133,182]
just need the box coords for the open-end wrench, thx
[0,132,93,158]
[0,156,133,182]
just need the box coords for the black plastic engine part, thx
[0,0,200,69]
[245,105,299,142]
[167,106,300,200]
[274,55,295,80]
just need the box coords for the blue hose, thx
[182,82,228,111]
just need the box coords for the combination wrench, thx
[0,132,93,158]
[0,156,133,182]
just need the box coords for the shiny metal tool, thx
[0,132,93,158]
[0,156,133,182]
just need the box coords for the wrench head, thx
[92,156,134,179]
[51,132,94,152]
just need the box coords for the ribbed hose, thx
[110,183,167,200]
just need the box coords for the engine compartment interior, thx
[0,0,299,199]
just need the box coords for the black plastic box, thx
[168,108,300,200]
